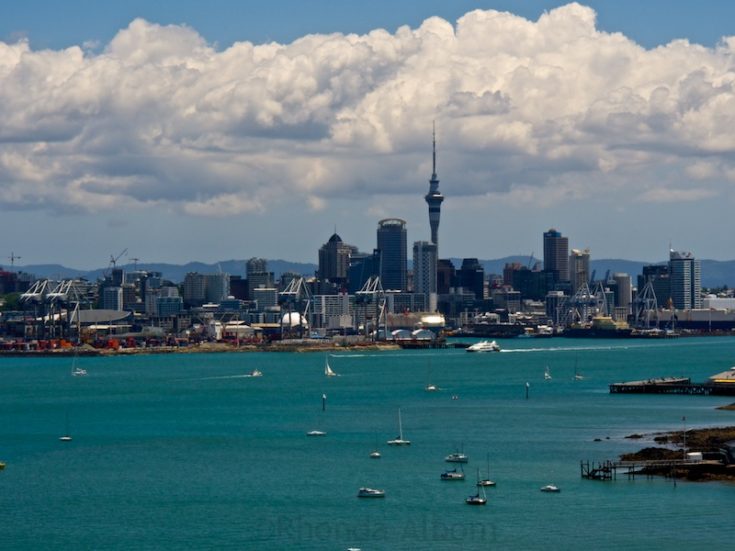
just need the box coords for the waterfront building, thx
[425,125,444,247]
[377,218,407,292]
[669,250,702,310]
[312,293,354,330]
[569,248,590,292]
[252,287,278,311]
[413,241,438,311]
[543,228,569,286]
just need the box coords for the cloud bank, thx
[1,3,735,217]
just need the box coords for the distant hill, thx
[6,257,734,288]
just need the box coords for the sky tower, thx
[425,124,444,247]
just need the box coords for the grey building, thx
[377,218,407,292]
[669,250,702,310]
[543,228,569,286]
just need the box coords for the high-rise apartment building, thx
[669,250,701,310]
[543,228,569,285]
[457,258,485,300]
[377,218,407,292]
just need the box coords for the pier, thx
[609,377,735,396]
[580,458,706,480]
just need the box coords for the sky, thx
[1,1,735,270]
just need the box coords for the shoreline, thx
[621,425,735,482]
[0,341,402,357]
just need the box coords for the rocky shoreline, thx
[622,426,735,482]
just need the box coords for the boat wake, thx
[501,345,617,354]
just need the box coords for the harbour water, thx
[1,337,734,550]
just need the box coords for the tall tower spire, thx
[425,121,444,247]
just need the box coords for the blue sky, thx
[1,1,734,269]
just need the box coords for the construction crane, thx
[130,257,140,270]
[7,252,21,267]
[110,249,128,269]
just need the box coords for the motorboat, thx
[369,450,381,459]
[72,367,87,377]
[306,430,326,437]
[466,340,500,353]
[440,467,465,481]
[357,487,385,498]
[540,484,560,493]
[249,369,263,377]
[424,383,438,392]
[445,451,469,463]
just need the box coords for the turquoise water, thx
[1,337,734,550]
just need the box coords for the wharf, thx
[580,459,712,480]
[609,377,735,396]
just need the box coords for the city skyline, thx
[2,2,735,269]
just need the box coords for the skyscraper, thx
[318,232,354,286]
[377,218,407,291]
[569,248,590,292]
[413,241,438,310]
[425,125,444,247]
[669,250,702,310]
[543,228,569,285]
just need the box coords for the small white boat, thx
[440,467,465,480]
[544,366,552,380]
[466,340,500,353]
[249,369,263,377]
[369,450,381,459]
[357,487,385,498]
[424,383,438,392]
[59,435,72,442]
[540,484,560,493]
[386,408,411,446]
[306,430,326,437]
[72,367,87,377]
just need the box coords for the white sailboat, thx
[386,408,410,446]
[71,348,87,377]
[324,356,338,377]
[424,359,438,392]
[544,366,552,380]
[466,469,488,505]
[477,453,496,487]
[573,355,584,380]
[370,433,381,458]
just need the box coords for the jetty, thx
[609,376,735,396]
[580,458,711,480]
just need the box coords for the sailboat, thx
[466,469,488,505]
[71,347,87,377]
[424,359,438,392]
[59,411,72,442]
[386,408,411,445]
[544,366,552,380]
[324,355,338,377]
[307,394,327,436]
[573,354,584,380]
[477,453,496,487]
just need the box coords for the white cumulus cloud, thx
[1,3,735,219]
